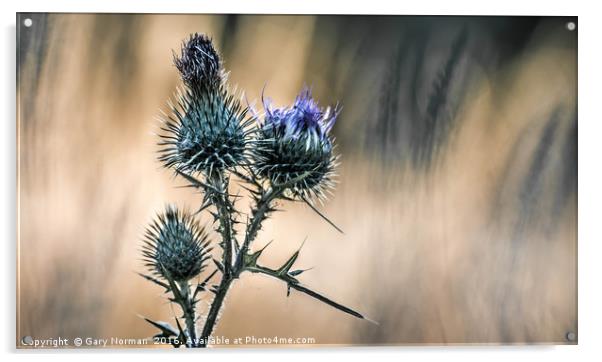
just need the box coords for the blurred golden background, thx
[17,14,577,346]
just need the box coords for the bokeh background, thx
[17,14,577,346]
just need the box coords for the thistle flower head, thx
[158,86,253,175]
[173,33,222,90]
[160,35,254,176]
[253,87,339,200]
[142,205,211,282]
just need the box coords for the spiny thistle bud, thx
[142,205,211,282]
[253,88,339,200]
[173,33,222,90]
[159,34,254,176]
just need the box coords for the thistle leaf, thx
[212,258,225,273]
[174,317,188,347]
[276,239,305,275]
[300,195,344,234]
[138,273,170,292]
[243,241,273,268]
[288,268,312,276]
[277,251,300,275]
[175,169,225,195]
[287,283,366,320]
[193,269,219,299]
[246,263,371,322]
[141,316,178,338]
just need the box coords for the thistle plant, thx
[139,33,367,348]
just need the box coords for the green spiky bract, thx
[253,127,338,201]
[158,84,255,177]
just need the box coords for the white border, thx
[2,1,601,361]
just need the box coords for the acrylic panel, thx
[16,13,577,348]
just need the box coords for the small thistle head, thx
[253,87,339,200]
[173,33,222,90]
[142,205,211,282]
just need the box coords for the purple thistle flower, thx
[253,87,340,201]
[264,88,337,145]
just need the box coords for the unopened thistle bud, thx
[253,88,339,200]
[142,205,211,282]
[173,33,222,90]
[159,34,253,176]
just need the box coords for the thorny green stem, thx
[208,172,235,278]
[195,172,238,347]
[177,280,197,348]
[199,185,282,347]
[233,186,283,275]
[198,275,233,347]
